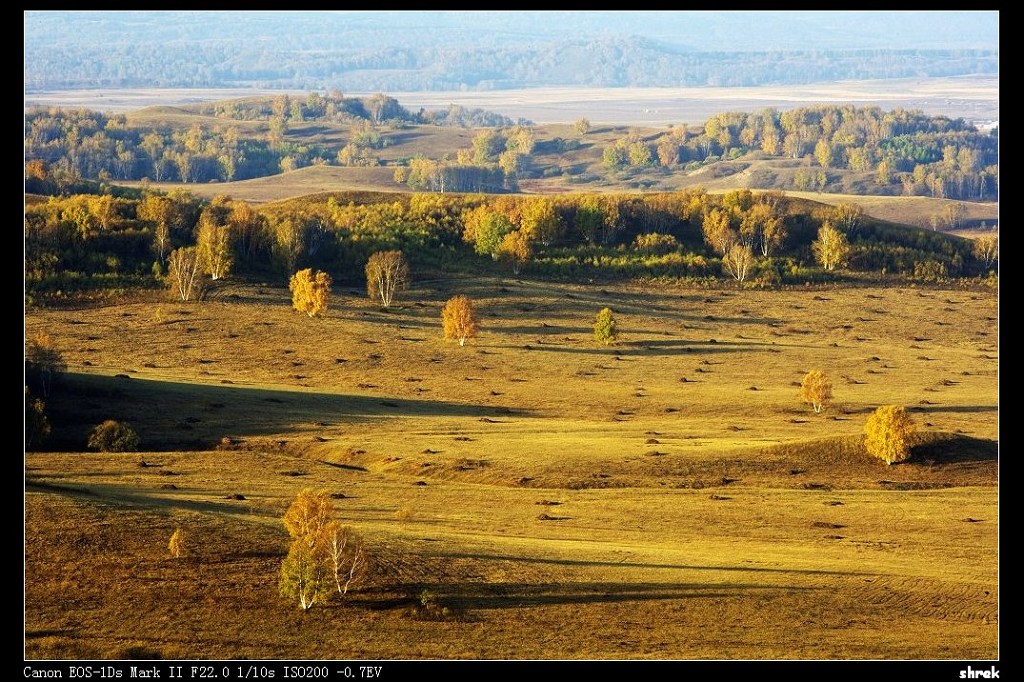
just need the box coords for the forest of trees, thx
[602,105,998,200]
[25,98,998,201]
[24,185,994,305]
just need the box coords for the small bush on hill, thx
[87,420,141,452]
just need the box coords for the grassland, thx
[24,275,998,660]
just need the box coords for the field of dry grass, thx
[24,276,998,660]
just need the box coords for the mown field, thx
[24,276,998,660]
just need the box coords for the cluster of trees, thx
[395,158,513,194]
[422,104,523,128]
[799,369,918,464]
[194,91,405,125]
[604,106,997,199]
[393,125,535,193]
[697,188,788,281]
[24,94,523,189]
[25,108,293,186]
[603,132,658,171]
[25,186,994,304]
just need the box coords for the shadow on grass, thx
[911,433,999,464]
[507,338,793,357]
[438,552,876,577]
[908,404,999,415]
[45,372,521,452]
[25,479,272,518]
[839,404,998,417]
[354,580,819,611]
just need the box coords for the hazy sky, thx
[24,10,1000,52]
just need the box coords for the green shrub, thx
[633,232,680,256]
[87,420,141,452]
[594,307,618,345]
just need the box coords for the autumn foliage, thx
[812,221,850,271]
[442,295,479,347]
[279,489,366,610]
[168,528,186,559]
[800,370,833,413]
[365,250,410,307]
[864,405,917,465]
[289,268,332,318]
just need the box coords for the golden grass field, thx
[24,274,998,660]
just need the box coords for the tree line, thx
[24,186,995,305]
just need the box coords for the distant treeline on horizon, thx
[25,11,997,92]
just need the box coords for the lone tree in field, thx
[442,295,479,347]
[168,528,186,559]
[87,420,141,452]
[279,489,366,609]
[812,220,850,271]
[279,489,335,610]
[365,250,410,308]
[289,268,332,318]
[864,405,917,465]
[594,307,618,345]
[800,370,833,413]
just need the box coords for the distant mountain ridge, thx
[24,11,998,92]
